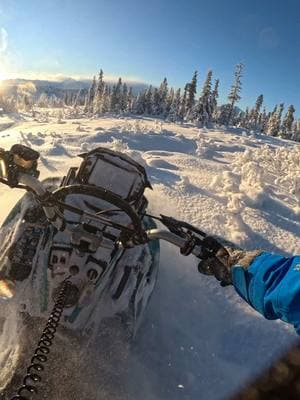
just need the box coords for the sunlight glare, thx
[0,65,8,83]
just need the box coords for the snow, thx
[0,113,299,399]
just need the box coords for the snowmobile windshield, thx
[76,148,150,203]
[89,160,140,199]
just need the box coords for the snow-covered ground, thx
[0,113,299,399]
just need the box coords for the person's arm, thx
[198,240,300,334]
[231,252,300,334]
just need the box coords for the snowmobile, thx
[0,144,225,399]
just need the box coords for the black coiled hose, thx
[10,279,72,400]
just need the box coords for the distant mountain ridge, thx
[0,78,149,97]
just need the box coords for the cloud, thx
[0,27,8,52]
[258,27,280,49]
[6,71,147,84]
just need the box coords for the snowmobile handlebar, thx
[146,229,203,258]
[0,144,220,261]
[13,174,206,259]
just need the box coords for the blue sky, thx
[0,0,299,112]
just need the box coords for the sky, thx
[0,0,299,112]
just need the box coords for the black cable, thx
[10,279,72,400]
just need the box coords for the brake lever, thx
[160,214,207,238]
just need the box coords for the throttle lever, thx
[160,214,206,238]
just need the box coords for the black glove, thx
[198,236,261,286]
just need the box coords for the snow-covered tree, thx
[144,85,153,115]
[127,87,134,113]
[73,89,82,108]
[276,103,285,135]
[292,119,300,142]
[178,84,188,121]
[84,76,97,113]
[165,87,174,116]
[120,83,128,113]
[37,93,49,108]
[101,85,110,114]
[259,107,268,133]
[63,92,69,106]
[249,94,264,130]
[241,107,250,128]
[192,70,213,126]
[210,79,219,122]
[227,63,244,125]
[185,71,197,119]
[266,105,278,136]
[217,104,231,126]
[267,104,284,136]
[133,91,146,115]
[94,69,105,114]
[282,105,295,139]
[168,88,181,122]
[152,87,161,115]
[110,78,123,113]
[157,77,169,116]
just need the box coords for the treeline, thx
[78,65,300,141]
[1,65,299,142]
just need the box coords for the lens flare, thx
[0,279,15,299]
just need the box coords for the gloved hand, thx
[198,236,261,286]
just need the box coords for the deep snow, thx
[0,113,299,399]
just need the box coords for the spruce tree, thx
[134,91,146,115]
[242,107,250,128]
[267,105,278,135]
[84,76,97,113]
[158,77,169,115]
[120,83,128,113]
[267,104,278,136]
[94,69,105,114]
[101,85,110,114]
[152,87,161,115]
[165,87,174,116]
[267,104,284,137]
[282,105,295,139]
[127,87,134,113]
[185,71,197,119]
[168,88,181,122]
[83,93,89,113]
[144,85,153,115]
[63,92,69,106]
[193,70,213,126]
[276,103,284,135]
[210,79,219,122]
[110,78,122,113]
[227,63,244,125]
[293,119,300,142]
[178,84,188,121]
[260,107,268,133]
[89,76,97,112]
[252,94,264,130]
[73,89,82,108]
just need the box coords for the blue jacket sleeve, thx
[231,252,300,334]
